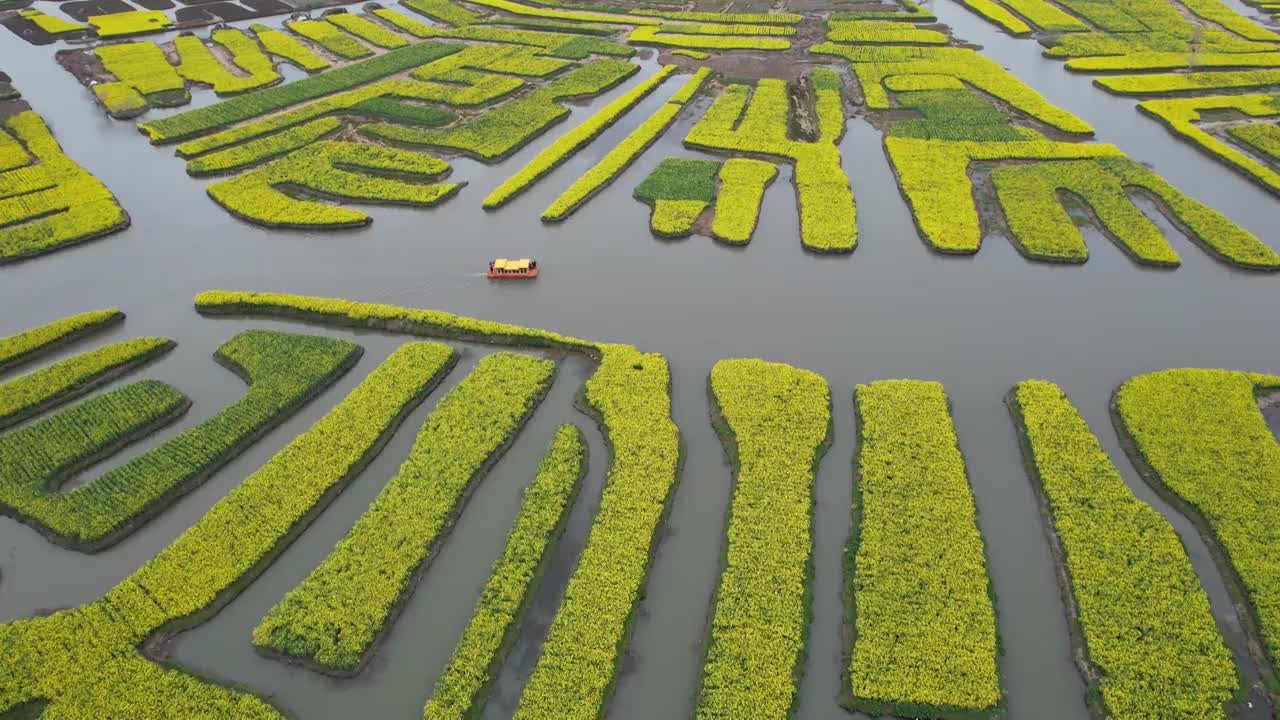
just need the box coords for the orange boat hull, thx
[487,268,539,279]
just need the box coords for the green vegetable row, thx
[254,352,556,673]
[0,308,123,374]
[423,424,586,720]
[633,157,719,237]
[0,336,172,431]
[848,380,1003,716]
[697,359,829,720]
[173,44,529,158]
[1011,380,1239,719]
[185,117,343,177]
[0,330,360,550]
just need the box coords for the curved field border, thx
[190,291,681,720]
[1111,369,1280,705]
[253,352,558,675]
[1137,96,1280,199]
[0,339,461,719]
[1007,381,1240,720]
[0,330,362,552]
[423,424,587,720]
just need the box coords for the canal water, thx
[1,3,1278,718]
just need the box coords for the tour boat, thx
[488,258,539,279]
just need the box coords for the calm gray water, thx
[2,3,1279,718]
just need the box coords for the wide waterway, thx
[1,3,1279,718]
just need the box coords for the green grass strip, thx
[696,359,830,720]
[362,59,638,162]
[254,352,555,673]
[633,157,718,237]
[351,96,455,126]
[542,68,709,221]
[634,157,718,203]
[250,24,329,72]
[484,64,678,208]
[423,425,585,720]
[1115,369,1280,687]
[847,380,1003,716]
[140,41,460,143]
[1009,380,1238,720]
[0,309,123,375]
[185,117,343,176]
[0,337,173,431]
[0,330,360,549]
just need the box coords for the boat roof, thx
[493,258,532,270]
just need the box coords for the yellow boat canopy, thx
[493,258,532,271]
